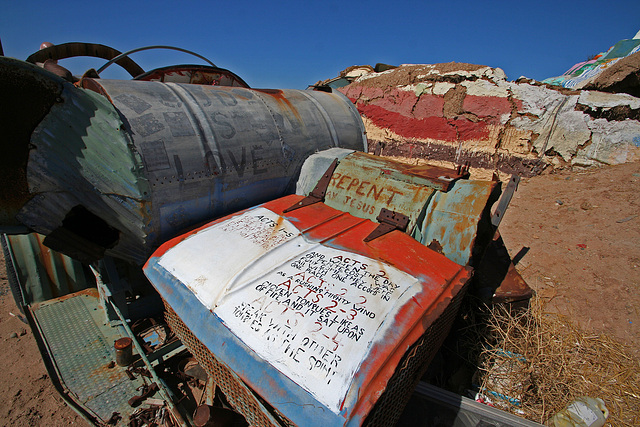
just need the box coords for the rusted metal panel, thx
[413,178,499,266]
[476,232,534,306]
[322,152,439,231]
[4,233,93,303]
[0,57,366,264]
[144,194,472,426]
[300,151,499,266]
[492,262,533,305]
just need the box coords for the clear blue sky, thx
[2,1,639,89]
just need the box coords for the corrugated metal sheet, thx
[0,57,367,264]
[4,233,93,303]
[17,77,150,263]
[144,194,471,426]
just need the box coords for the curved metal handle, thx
[26,42,146,78]
[96,45,216,75]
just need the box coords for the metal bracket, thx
[364,208,410,242]
[456,161,471,178]
[491,175,520,227]
[284,158,338,212]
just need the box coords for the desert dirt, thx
[500,160,640,357]
[0,263,84,425]
[0,160,638,426]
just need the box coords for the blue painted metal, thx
[412,178,498,265]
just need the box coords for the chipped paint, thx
[300,151,499,266]
[337,62,640,177]
[144,194,472,426]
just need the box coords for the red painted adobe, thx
[413,93,445,118]
[356,104,492,142]
[463,94,512,122]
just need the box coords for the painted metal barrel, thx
[0,57,366,264]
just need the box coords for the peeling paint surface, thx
[145,194,471,426]
[338,63,640,177]
[413,178,498,266]
[324,152,437,230]
[159,207,420,412]
[580,119,640,165]
[297,151,498,265]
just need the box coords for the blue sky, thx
[1,1,639,89]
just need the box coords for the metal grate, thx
[163,302,289,427]
[363,286,467,426]
[31,290,144,422]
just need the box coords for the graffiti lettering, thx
[329,172,405,207]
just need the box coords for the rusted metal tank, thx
[0,57,366,264]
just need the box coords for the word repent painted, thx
[157,208,420,413]
[322,153,436,230]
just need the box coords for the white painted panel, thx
[158,207,421,413]
[157,207,303,308]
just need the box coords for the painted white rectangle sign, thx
[158,208,421,413]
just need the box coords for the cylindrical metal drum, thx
[0,57,366,264]
[114,337,133,367]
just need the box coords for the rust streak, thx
[254,89,303,123]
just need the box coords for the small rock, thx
[555,200,564,205]
[19,328,27,336]
[616,215,637,223]
[9,332,17,338]
[580,201,593,210]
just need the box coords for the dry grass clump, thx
[477,297,640,426]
